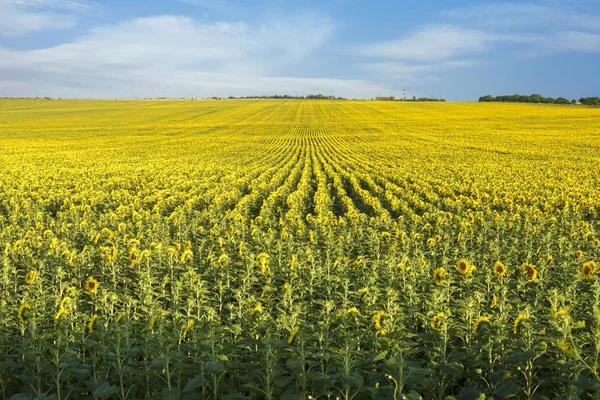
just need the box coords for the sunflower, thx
[54,307,67,321]
[88,314,98,334]
[522,263,537,281]
[433,267,448,285]
[18,303,31,324]
[24,270,38,285]
[182,318,194,339]
[490,295,498,308]
[250,303,263,317]
[430,312,445,331]
[576,250,584,258]
[148,315,157,331]
[581,261,597,280]
[472,315,490,335]
[374,310,388,335]
[85,276,98,293]
[288,326,300,344]
[595,239,600,248]
[256,253,270,273]
[513,313,528,334]
[493,261,507,277]
[346,307,360,317]
[456,259,471,275]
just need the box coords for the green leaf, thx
[341,373,364,388]
[204,360,226,374]
[372,350,388,362]
[162,388,181,400]
[274,375,293,388]
[285,359,304,371]
[456,388,484,400]
[93,382,118,399]
[183,375,207,392]
[9,395,32,400]
[439,362,464,377]
[279,391,304,400]
[307,371,330,381]
[494,380,522,398]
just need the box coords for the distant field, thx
[1,99,600,399]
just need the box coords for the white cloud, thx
[554,31,600,52]
[178,0,233,13]
[361,60,485,83]
[0,0,95,36]
[0,14,393,98]
[357,25,498,61]
[355,2,600,87]
[443,3,600,32]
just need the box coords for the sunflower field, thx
[1,99,600,399]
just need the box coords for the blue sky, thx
[1,0,599,100]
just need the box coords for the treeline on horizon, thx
[407,96,446,102]
[479,94,600,105]
[225,94,347,100]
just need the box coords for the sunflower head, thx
[85,276,98,293]
[373,310,386,331]
[595,239,600,248]
[88,314,98,334]
[250,303,263,317]
[513,313,528,334]
[522,263,537,281]
[433,267,448,285]
[18,303,31,324]
[456,259,470,275]
[288,326,300,344]
[473,315,491,335]
[582,261,597,280]
[430,312,445,331]
[576,250,584,258]
[24,270,38,285]
[493,261,507,277]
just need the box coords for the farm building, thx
[375,96,397,101]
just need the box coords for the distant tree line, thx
[479,94,583,105]
[225,94,346,100]
[579,97,600,106]
[408,96,446,102]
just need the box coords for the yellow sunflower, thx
[513,313,528,334]
[433,267,448,285]
[582,261,597,280]
[288,326,300,344]
[85,276,98,293]
[88,314,98,334]
[430,312,445,331]
[493,261,507,277]
[24,270,38,285]
[456,259,470,274]
[522,263,537,281]
[473,316,490,335]
[18,303,31,324]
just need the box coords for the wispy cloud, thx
[361,60,485,83]
[0,0,96,36]
[0,13,392,98]
[178,0,233,13]
[443,3,600,32]
[357,25,497,61]
[356,2,600,87]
